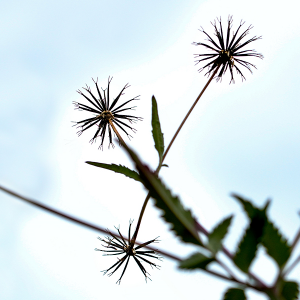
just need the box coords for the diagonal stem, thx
[0,184,180,261]
[195,221,268,289]
[131,66,221,244]
[282,255,300,277]
[1,66,219,260]
[109,119,127,147]
[291,225,300,252]
[162,65,220,162]
[131,65,267,289]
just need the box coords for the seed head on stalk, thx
[193,16,263,83]
[73,77,142,149]
[95,220,161,284]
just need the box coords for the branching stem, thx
[204,268,261,291]
[195,221,268,289]
[282,255,300,277]
[0,184,180,261]
[131,66,220,245]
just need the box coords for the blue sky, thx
[1,0,300,299]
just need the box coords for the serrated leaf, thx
[122,142,202,246]
[262,221,291,268]
[151,96,164,163]
[179,252,215,270]
[208,216,233,253]
[281,281,299,300]
[232,193,261,219]
[223,288,246,300]
[233,210,267,273]
[233,194,292,269]
[86,162,141,182]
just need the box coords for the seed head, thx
[95,221,161,284]
[73,77,142,149]
[193,16,263,83]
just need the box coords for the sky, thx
[1,0,300,299]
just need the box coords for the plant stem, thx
[195,221,268,289]
[0,184,270,290]
[215,257,239,281]
[291,226,300,252]
[0,184,180,261]
[203,269,260,291]
[282,255,300,277]
[131,66,221,244]
[162,65,220,162]
[130,193,150,243]
[109,119,127,147]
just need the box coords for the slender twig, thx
[280,227,300,277]
[275,221,300,280]
[162,65,221,162]
[131,66,221,245]
[204,268,261,291]
[109,119,127,147]
[223,246,267,288]
[130,194,150,243]
[215,257,240,281]
[291,227,300,252]
[1,66,220,260]
[282,255,300,277]
[203,268,243,285]
[195,221,268,288]
[0,184,180,261]
[0,184,268,289]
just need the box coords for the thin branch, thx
[195,220,268,289]
[215,257,240,281]
[162,65,220,162]
[0,184,180,261]
[282,255,300,277]
[131,193,151,244]
[109,119,127,147]
[0,184,268,289]
[204,268,259,290]
[131,66,221,244]
[291,227,300,252]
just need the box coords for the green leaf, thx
[232,193,269,219]
[281,281,299,300]
[179,252,215,270]
[233,209,267,273]
[86,162,141,182]
[232,194,291,269]
[151,96,164,163]
[223,288,246,300]
[262,220,291,268]
[208,215,233,253]
[121,142,202,246]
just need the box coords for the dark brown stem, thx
[195,221,268,289]
[130,193,150,244]
[131,66,221,245]
[0,184,268,290]
[109,119,127,147]
[204,269,260,290]
[279,227,300,277]
[0,184,180,261]
[282,255,300,277]
[291,226,300,252]
[162,66,220,162]
[215,257,239,281]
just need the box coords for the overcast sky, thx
[1,0,300,299]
